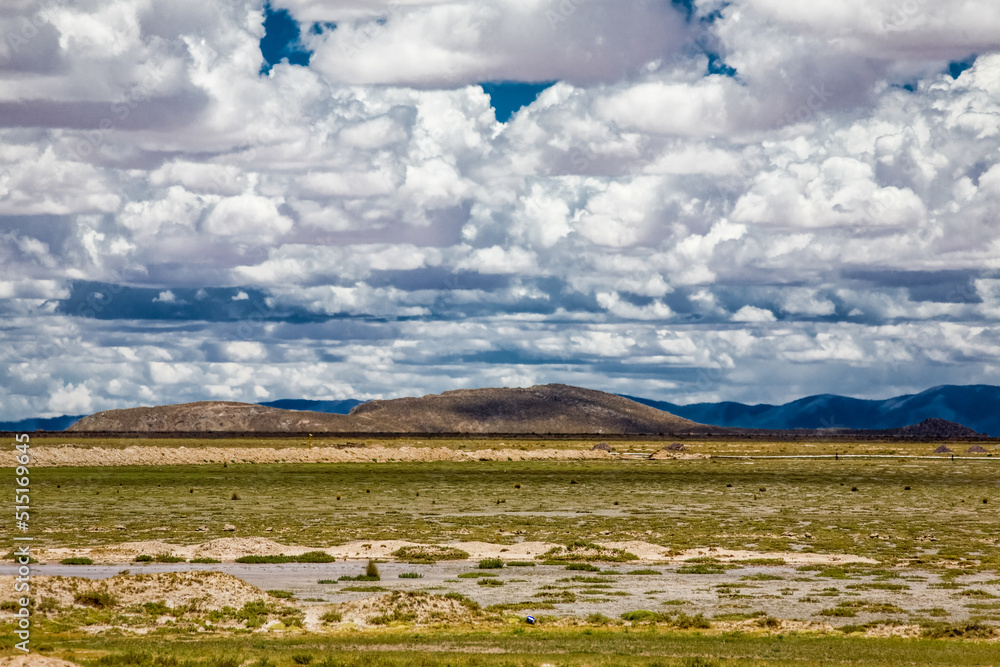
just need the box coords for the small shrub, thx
[366,559,381,580]
[959,589,998,599]
[627,569,660,575]
[341,585,387,592]
[507,561,536,567]
[677,564,726,575]
[133,554,153,563]
[757,615,781,628]
[478,558,504,569]
[317,579,337,584]
[819,607,857,617]
[291,655,313,665]
[142,601,171,616]
[398,572,423,578]
[673,613,711,629]
[61,557,93,565]
[458,572,497,579]
[923,622,996,639]
[231,492,241,500]
[321,610,342,623]
[297,551,337,563]
[267,590,294,599]
[191,557,222,564]
[620,610,666,623]
[74,590,116,608]
[478,578,504,586]
[586,612,613,625]
[392,546,470,563]
[236,555,298,564]
[154,552,185,563]
[566,563,600,572]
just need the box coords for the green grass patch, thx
[60,557,93,565]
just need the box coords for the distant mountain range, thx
[2,384,996,436]
[624,385,1000,437]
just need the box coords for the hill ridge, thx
[67,383,711,435]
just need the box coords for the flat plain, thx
[2,436,999,665]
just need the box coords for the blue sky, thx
[1,0,1000,420]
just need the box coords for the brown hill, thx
[346,384,709,434]
[67,384,711,435]
[67,401,353,433]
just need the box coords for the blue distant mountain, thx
[0,415,87,431]
[624,385,1000,437]
[257,398,365,414]
[6,385,998,435]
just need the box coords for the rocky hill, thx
[67,384,712,434]
[67,401,353,433]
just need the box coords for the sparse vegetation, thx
[61,557,94,565]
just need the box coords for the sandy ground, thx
[0,657,82,667]
[4,559,996,635]
[37,537,874,566]
[29,445,618,467]
[0,571,266,611]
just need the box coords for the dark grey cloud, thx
[0,91,209,131]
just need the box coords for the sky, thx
[1,0,1000,421]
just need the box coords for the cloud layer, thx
[1,0,1000,419]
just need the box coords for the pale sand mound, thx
[0,657,82,667]
[0,572,266,611]
[327,540,420,559]
[338,591,480,627]
[44,539,874,565]
[86,537,315,561]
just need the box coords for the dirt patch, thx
[0,657,82,667]
[29,445,616,467]
[0,571,266,611]
[713,618,835,634]
[336,591,480,627]
[863,623,923,638]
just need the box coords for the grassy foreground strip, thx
[7,629,1000,666]
[21,460,1000,569]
